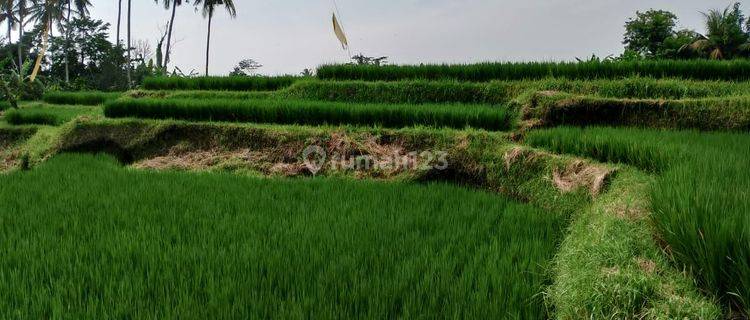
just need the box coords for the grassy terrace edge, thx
[526,127,750,316]
[0,118,719,318]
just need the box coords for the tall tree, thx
[28,0,66,82]
[15,0,29,75]
[686,3,750,59]
[155,0,188,71]
[623,10,679,58]
[194,0,235,76]
[116,0,121,45]
[63,0,91,83]
[1,0,14,48]
[126,0,131,87]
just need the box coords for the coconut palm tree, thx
[683,3,750,59]
[63,0,91,83]
[116,0,121,44]
[155,0,188,70]
[14,0,30,74]
[194,0,235,76]
[28,0,66,82]
[1,0,15,46]
[126,0,131,87]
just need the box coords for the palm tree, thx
[155,0,187,71]
[28,0,66,82]
[126,0,131,87]
[684,3,750,59]
[116,0,121,44]
[194,0,235,76]
[14,0,30,74]
[63,0,91,83]
[1,0,14,47]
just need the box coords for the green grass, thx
[143,76,302,91]
[103,98,513,130]
[43,91,122,106]
[527,94,750,131]
[0,153,565,319]
[527,127,750,316]
[3,104,100,126]
[317,60,750,81]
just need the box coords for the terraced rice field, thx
[1,61,748,318]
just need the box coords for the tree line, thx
[623,2,750,60]
[0,0,236,91]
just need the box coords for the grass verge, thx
[527,127,750,317]
[524,93,750,131]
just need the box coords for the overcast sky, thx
[59,0,744,75]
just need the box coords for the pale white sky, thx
[11,0,743,75]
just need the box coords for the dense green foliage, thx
[0,154,565,319]
[143,76,302,91]
[526,127,750,315]
[317,60,750,82]
[43,91,122,106]
[623,10,692,59]
[103,98,512,130]
[4,104,99,126]
[530,94,750,131]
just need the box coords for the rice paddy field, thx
[1,60,749,319]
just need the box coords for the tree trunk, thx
[18,13,24,76]
[116,0,122,45]
[205,13,212,77]
[164,0,177,70]
[65,1,71,84]
[126,0,132,88]
[5,9,10,46]
[30,22,49,82]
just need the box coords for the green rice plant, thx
[527,127,750,316]
[126,90,274,100]
[43,91,122,106]
[530,77,750,99]
[4,105,100,126]
[317,60,750,82]
[283,80,522,104]
[143,76,301,91]
[529,94,750,131]
[103,98,513,130]
[0,153,566,319]
[283,78,750,105]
